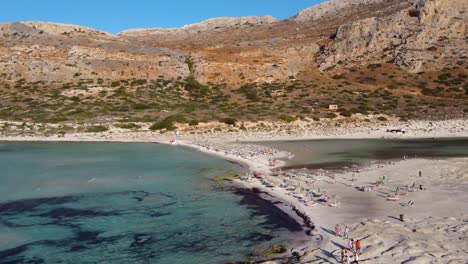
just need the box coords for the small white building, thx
[329,105,338,110]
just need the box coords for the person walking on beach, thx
[335,224,341,237]
[419,170,422,177]
[341,248,348,263]
[344,225,349,239]
[353,252,359,264]
[355,239,361,254]
[348,238,354,251]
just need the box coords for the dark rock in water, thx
[35,207,115,219]
[0,196,79,215]
[71,231,122,246]
[131,191,150,202]
[23,257,44,264]
[149,211,170,218]
[76,231,100,243]
[233,188,303,232]
[0,244,29,259]
[246,231,275,242]
[69,245,88,252]
[130,234,152,247]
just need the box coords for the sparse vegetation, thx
[279,115,297,123]
[115,123,141,130]
[0,64,466,128]
[85,125,108,133]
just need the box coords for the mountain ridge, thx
[0,0,466,85]
[0,0,466,124]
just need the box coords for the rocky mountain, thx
[0,0,465,86]
[118,16,278,38]
[292,0,390,22]
[317,0,467,72]
[0,0,466,124]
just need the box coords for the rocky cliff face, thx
[316,0,467,72]
[0,0,466,85]
[0,22,189,82]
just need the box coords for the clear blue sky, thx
[0,0,325,34]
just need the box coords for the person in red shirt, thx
[355,239,361,253]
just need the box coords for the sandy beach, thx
[1,118,468,263]
[185,141,468,263]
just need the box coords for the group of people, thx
[336,224,362,264]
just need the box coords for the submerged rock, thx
[130,234,153,247]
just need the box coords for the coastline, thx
[1,118,468,263]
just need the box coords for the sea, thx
[0,143,300,264]
[1,138,467,264]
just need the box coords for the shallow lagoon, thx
[258,138,468,169]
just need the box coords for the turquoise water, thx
[0,143,299,264]
[259,138,468,169]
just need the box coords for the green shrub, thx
[130,79,147,86]
[325,113,337,119]
[377,116,388,122]
[149,114,187,131]
[189,120,199,126]
[85,125,108,133]
[115,123,141,129]
[279,115,297,123]
[220,117,237,126]
[185,57,194,73]
[150,119,176,131]
[339,109,352,117]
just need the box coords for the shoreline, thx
[1,121,468,262]
[171,139,468,263]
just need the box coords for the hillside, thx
[0,0,466,128]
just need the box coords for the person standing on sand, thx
[335,224,341,237]
[341,248,348,263]
[355,239,361,254]
[353,252,359,264]
[349,238,354,251]
[344,225,349,239]
[419,170,422,177]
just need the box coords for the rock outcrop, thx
[316,0,467,72]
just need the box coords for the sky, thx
[0,0,325,34]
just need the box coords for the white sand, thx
[184,140,468,263]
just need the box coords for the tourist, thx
[349,238,354,251]
[346,253,351,264]
[419,170,422,177]
[354,252,359,263]
[355,239,361,253]
[341,248,348,263]
[344,225,349,239]
[335,224,341,237]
